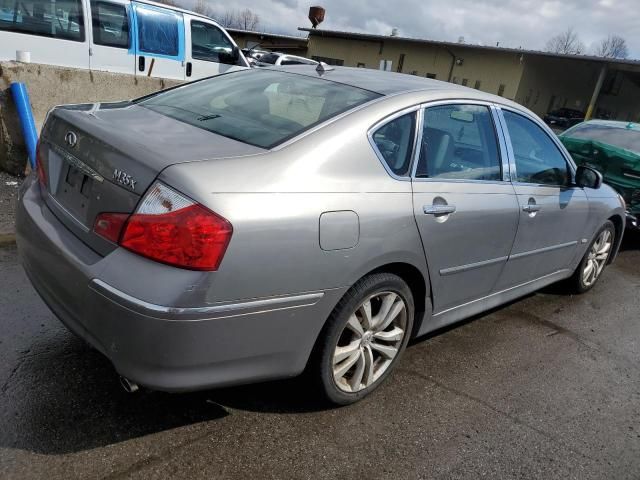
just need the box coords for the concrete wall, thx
[306,36,525,100]
[0,62,180,175]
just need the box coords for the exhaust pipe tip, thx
[119,376,139,394]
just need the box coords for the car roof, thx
[265,65,520,106]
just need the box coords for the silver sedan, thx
[17,65,625,404]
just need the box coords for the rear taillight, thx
[94,213,129,244]
[115,182,232,271]
[35,141,47,191]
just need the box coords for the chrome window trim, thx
[410,99,509,184]
[367,105,422,182]
[497,106,579,188]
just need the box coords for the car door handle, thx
[522,204,541,213]
[424,205,456,215]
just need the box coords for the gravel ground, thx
[0,171,23,235]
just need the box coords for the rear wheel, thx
[311,273,414,405]
[568,221,615,293]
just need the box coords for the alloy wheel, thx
[582,228,613,287]
[332,291,407,393]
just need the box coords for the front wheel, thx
[568,221,615,293]
[311,273,414,405]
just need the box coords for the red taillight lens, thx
[94,213,129,243]
[35,141,47,190]
[118,183,232,271]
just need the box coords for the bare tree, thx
[594,35,629,59]
[545,27,586,55]
[216,10,237,28]
[235,9,260,31]
[193,0,213,17]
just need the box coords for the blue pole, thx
[10,82,38,169]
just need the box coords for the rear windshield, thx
[565,123,640,154]
[138,69,381,149]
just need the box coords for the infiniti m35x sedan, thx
[17,65,625,405]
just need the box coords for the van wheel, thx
[568,221,615,293]
[312,273,414,405]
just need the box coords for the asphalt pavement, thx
[0,234,639,479]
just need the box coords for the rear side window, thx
[415,104,501,181]
[503,110,569,186]
[136,6,180,57]
[0,0,85,41]
[372,113,416,177]
[191,20,233,63]
[139,69,381,149]
[259,53,280,64]
[91,0,128,48]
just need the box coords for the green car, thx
[560,120,640,230]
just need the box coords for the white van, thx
[0,0,249,80]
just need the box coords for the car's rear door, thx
[411,102,519,314]
[494,107,589,290]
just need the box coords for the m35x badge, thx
[113,169,137,191]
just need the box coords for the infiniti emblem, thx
[64,131,78,148]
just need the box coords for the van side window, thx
[0,0,85,42]
[91,1,128,48]
[190,21,233,63]
[136,6,179,57]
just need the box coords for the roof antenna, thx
[316,62,334,74]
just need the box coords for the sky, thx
[178,0,640,59]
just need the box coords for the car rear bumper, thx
[16,177,345,392]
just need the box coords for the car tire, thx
[568,220,616,294]
[310,272,414,405]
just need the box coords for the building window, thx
[461,78,469,86]
[498,84,506,97]
[474,80,481,90]
[426,73,436,79]
[379,59,393,71]
[311,56,344,66]
[357,62,366,68]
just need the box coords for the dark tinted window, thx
[139,69,381,149]
[258,53,280,64]
[0,0,84,41]
[503,110,569,186]
[191,20,233,63]
[91,0,128,48]
[372,113,416,177]
[565,123,640,154]
[416,104,501,181]
[136,6,179,57]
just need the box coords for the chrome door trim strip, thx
[439,255,509,276]
[90,279,325,321]
[509,240,578,260]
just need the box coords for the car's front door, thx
[184,16,245,80]
[411,103,520,314]
[494,108,589,290]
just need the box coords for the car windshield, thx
[138,69,381,149]
[565,123,640,154]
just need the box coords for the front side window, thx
[91,0,128,48]
[0,0,85,41]
[191,20,233,63]
[372,113,416,177]
[139,69,381,149]
[503,110,570,186]
[415,104,501,181]
[136,6,179,57]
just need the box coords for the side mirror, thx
[575,165,603,189]
[220,46,241,65]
